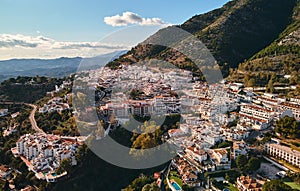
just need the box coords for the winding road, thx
[25,103,45,134]
[0,101,46,134]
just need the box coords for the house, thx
[11,112,20,118]
[182,172,198,184]
[209,148,231,170]
[185,147,207,163]
[236,176,263,191]
[223,128,250,141]
[256,96,279,109]
[211,148,229,164]
[233,140,248,159]
[279,102,300,120]
[204,133,222,145]
[229,83,244,92]
[0,165,12,179]
[171,157,200,186]
[0,109,8,117]
[153,95,180,115]
[168,129,186,138]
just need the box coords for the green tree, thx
[243,74,250,85]
[142,182,160,191]
[56,158,72,174]
[3,180,9,191]
[236,155,248,171]
[124,175,153,191]
[246,157,261,172]
[75,144,88,164]
[267,79,275,93]
[276,116,300,138]
[225,173,230,182]
[247,78,256,87]
[217,141,233,148]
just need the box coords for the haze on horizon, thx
[0,0,230,60]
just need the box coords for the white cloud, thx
[0,34,130,60]
[104,11,168,27]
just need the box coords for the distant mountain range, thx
[0,50,127,82]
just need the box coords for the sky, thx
[0,0,230,60]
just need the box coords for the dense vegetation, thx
[275,116,300,138]
[51,149,167,191]
[123,175,159,191]
[111,114,181,149]
[0,76,63,103]
[236,155,261,173]
[35,110,79,136]
[229,1,300,93]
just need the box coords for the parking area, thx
[257,162,282,180]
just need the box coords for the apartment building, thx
[240,104,274,120]
[265,143,300,168]
[15,134,78,175]
[279,102,300,120]
[238,104,274,130]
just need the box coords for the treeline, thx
[253,45,300,60]
[0,76,64,103]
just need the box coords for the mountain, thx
[107,0,298,78]
[0,50,127,82]
[230,1,300,91]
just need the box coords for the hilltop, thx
[107,0,298,78]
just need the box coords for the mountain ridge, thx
[229,1,300,94]
[107,0,298,78]
[0,50,127,82]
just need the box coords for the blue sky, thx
[0,0,230,59]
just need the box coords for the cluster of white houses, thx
[73,65,300,189]
[46,80,72,97]
[76,65,300,131]
[39,95,71,114]
[100,96,180,120]
[11,133,81,182]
